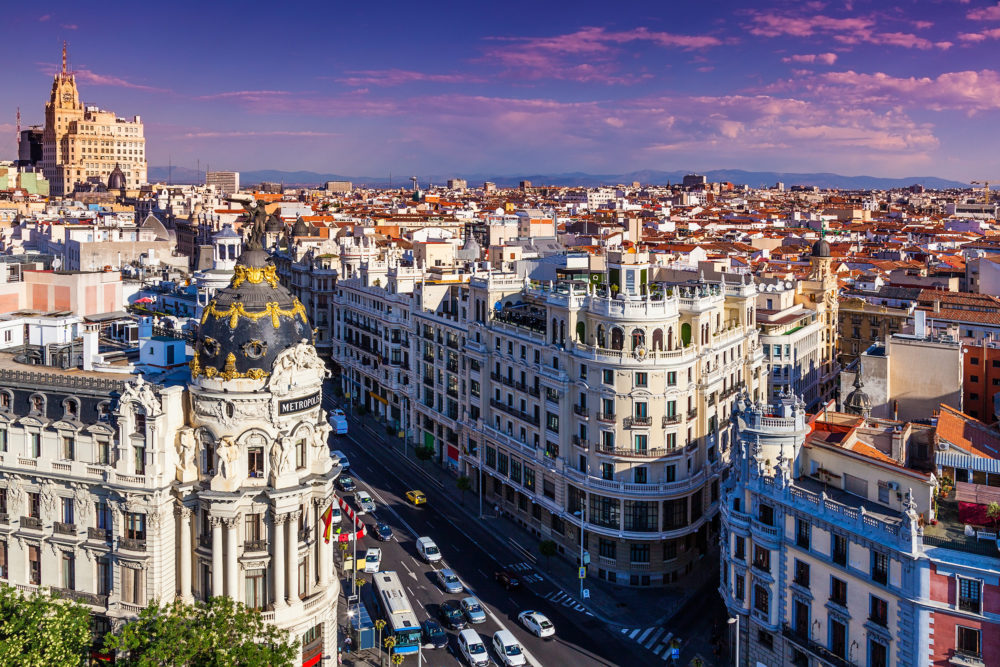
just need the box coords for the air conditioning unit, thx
[888,481,899,491]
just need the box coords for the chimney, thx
[914,309,927,338]
[933,298,941,313]
[81,324,99,372]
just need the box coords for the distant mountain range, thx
[148,166,970,191]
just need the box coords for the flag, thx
[322,504,334,543]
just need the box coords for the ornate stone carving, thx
[223,516,239,529]
[268,342,327,395]
[209,515,224,528]
[40,480,57,517]
[120,375,162,417]
[216,437,240,480]
[176,427,198,480]
[270,436,294,476]
[312,422,331,451]
[176,505,194,520]
[73,484,91,520]
[193,397,269,427]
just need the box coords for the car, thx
[494,569,521,591]
[336,476,356,492]
[421,619,449,650]
[329,408,348,435]
[416,536,442,563]
[460,596,487,625]
[328,506,343,526]
[436,568,464,594]
[363,548,382,573]
[517,610,555,638]
[438,601,466,630]
[405,489,427,505]
[492,630,527,667]
[355,491,375,514]
[331,450,350,472]
[458,629,490,667]
[372,520,393,541]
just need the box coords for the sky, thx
[3,0,1000,181]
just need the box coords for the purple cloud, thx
[336,69,484,87]
[782,52,838,64]
[968,3,1000,20]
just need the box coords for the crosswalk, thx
[542,589,594,616]
[619,626,681,661]
[505,562,543,583]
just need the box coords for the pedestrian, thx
[344,635,352,654]
[337,648,343,665]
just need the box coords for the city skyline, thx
[3,0,1000,181]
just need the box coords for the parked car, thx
[438,601,466,630]
[363,547,381,573]
[416,536,442,563]
[329,408,348,435]
[421,619,449,649]
[436,568,464,594]
[492,630,527,667]
[494,569,521,590]
[517,610,555,638]
[405,489,427,505]
[337,476,356,492]
[355,491,375,514]
[332,450,350,472]
[458,629,491,667]
[460,596,487,625]
[372,520,393,541]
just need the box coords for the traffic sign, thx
[582,588,590,599]
[578,567,586,579]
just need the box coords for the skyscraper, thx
[42,44,147,197]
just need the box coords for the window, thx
[546,412,559,433]
[30,432,40,458]
[957,626,981,657]
[796,519,810,549]
[959,577,982,614]
[97,557,111,595]
[666,464,676,482]
[245,570,267,610]
[121,566,144,604]
[793,599,810,635]
[869,639,888,667]
[753,583,769,615]
[61,497,74,525]
[248,447,264,478]
[734,574,744,602]
[134,444,146,475]
[830,576,847,606]
[298,558,308,597]
[832,534,847,566]
[633,466,647,484]
[601,463,614,480]
[830,619,846,658]
[758,503,774,526]
[870,595,888,626]
[871,551,888,585]
[598,538,616,559]
[623,500,657,531]
[485,446,496,469]
[667,371,677,386]
[523,467,535,490]
[634,372,647,387]
[62,436,75,460]
[753,545,770,572]
[61,551,75,590]
[734,535,745,561]
[28,545,40,585]
[296,439,306,469]
[794,560,810,588]
[970,356,980,365]
[602,369,613,384]
[28,492,40,519]
[97,439,110,465]
[629,543,650,563]
[125,512,146,541]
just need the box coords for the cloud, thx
[37,62,168,93]
[745,11,952,49]
[483,26,723,84]
[182,130,338,139]
[196,90,292,101]
[782,52,838,64]
[61,24,78,30]
[968,3,1000,20]
[793,69,1000,113]
[336,69,484,87]
[959,27,1000,41]
[39,14,51,21]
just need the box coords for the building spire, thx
[61,41,67,76]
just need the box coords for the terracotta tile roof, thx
[935,404,1000,458]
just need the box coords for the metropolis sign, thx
[278,391,321,416]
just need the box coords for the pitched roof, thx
[935,404,1000,458]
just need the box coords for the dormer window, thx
[63,398,79,419]
[29,395,45,414]
[0,391,10,410]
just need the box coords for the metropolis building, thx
[0,234,340,663]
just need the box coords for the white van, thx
[415,536,442,563]
[492,629,526,666]
[329,408,348,435]
[364,547,382,573]
[458,629,490,667]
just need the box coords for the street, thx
[325,392,653,667]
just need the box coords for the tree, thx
[456,475,472,506]
[0,584,92,667]
[539,540,558,563]
[103,596,298,667]
[988,501,1000,530]
[414,445,434,467]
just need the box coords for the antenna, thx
[410,176,418,191]
[168,155,172,185]
[62,41,67,76]
[15,107,20,155]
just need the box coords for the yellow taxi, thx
[405,490,427,506]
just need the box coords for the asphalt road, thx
[325,394,646,667]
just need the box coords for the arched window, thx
[576,321,586,343]
[631,329,645,351]
[611,328,624,351]
[597,325,606,348]
[667,326,674,351]
[29,394,45,414]
[0,391,11,410]
[559,321,566,345]
[652,329,663,351]
[63,398,79,419]
[681,323,692,347]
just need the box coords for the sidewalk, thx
[345,408,718,630]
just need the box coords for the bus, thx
[371,571,422,655]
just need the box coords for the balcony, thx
[52,587,108,608]
[54,521,76,536]
[423,353,435,363]
[572,435,589,449]
[20,516,42,530]
[782,625,851,667]
[687,408,698,420]
[596,412,616,423]
[662,415,680,427]
[623,416,652,429]
[595,443,671,459]
[88,527,112,542]
[244,539,268,553]
[573,404,589,418]
[119,537,146,552]
[489,399,540,426]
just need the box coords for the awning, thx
[369,391,387,405]
[936,450,1000,475]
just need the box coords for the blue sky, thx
[4,0,1000,180]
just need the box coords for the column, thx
[287,511,300,604]
[211,517,223,598]
[317,502,330,587]
[225,516,239,602]
[179,507,193,601]
[273,513,286,607]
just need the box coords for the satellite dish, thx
[52,257,62,270]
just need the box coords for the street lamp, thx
[728,617,739,667]
[573,507,586,599]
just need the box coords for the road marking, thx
[653,644,665,656]
[637,627,656,644]
[477,569,487,578]
[645,627,667,648]
[406,586,415,597]
[628,628,641,640]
